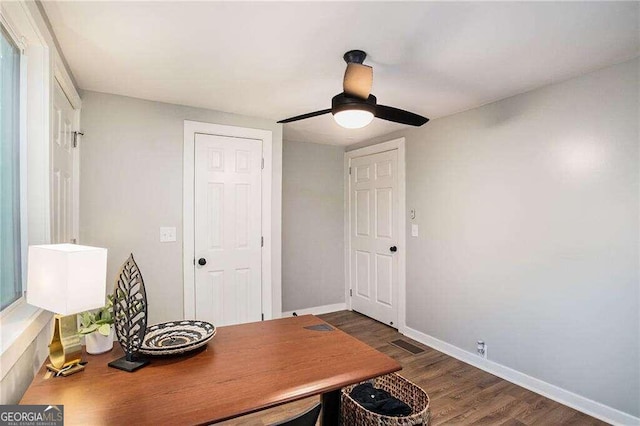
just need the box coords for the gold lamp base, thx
[46,314,84,377]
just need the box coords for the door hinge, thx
[193,258,196,265]
[261,236,264,247]
[261,313,264,321]
[349,166,352,175]
[72,131,84,148]
[261,158,264,169]
[350,289,353,297]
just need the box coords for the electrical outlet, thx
[411,224,419,237]
[477,340,487,359]
[160,227,176,242]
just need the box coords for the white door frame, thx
[183,120,273,320]
[344,138,407,333]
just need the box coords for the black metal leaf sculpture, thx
[108,254,149,372]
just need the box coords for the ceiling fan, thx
[278,50,429,129]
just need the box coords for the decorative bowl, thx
[139,320,216,356]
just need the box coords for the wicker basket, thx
[341,373,430,426]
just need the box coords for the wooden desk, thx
[20,315,400,425]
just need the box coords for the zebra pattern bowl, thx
[139,320,216,356]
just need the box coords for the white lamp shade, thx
[27,244,108,315]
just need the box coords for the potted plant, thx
[78,295,115,354]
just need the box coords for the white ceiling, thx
[43,1,639,146]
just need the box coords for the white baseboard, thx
[281,303,346,318]
[402,326,639,426]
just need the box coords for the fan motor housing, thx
[331,93,377,115]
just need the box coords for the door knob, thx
[198,258,207,266]
[390,246,397,252]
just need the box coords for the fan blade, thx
[375,105,429,126]
[277,109,332,124]
[343,63,373,99]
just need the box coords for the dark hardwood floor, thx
[219,311,607,425]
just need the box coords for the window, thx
[1,4,81,397]
[0,24,22,311]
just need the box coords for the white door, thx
[349,150,399,327]
[51,81,77,244]
[194,133,263,326]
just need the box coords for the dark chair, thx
[271,403,322,426]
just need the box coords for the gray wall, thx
[282,140,345,312]
[79,91,283,324]
[352,58,639,416]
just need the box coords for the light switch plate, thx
[160,227,176,242]
[411,224,419,237]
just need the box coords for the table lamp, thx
[27,244,108,376]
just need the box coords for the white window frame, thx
[0,16,27,316]
[0,0,81,382]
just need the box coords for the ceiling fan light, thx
[333,109,374,129]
